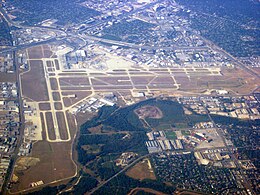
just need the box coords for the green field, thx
[181,130,191,136]
[165,131,177,140]
[143,99,210,129]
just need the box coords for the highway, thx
[0,4,67,54]
[82,34,209,52]
[0,37,63,54]
[0,2,258,195]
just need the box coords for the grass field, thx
[181,130,191,136]
[165,131,177,140]
[156,124,172,130]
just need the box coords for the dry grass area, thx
[150,76,175,85]
[131,76,154,85]
[126,158,156,181]
[39,103,51,111]
[62,91,92,107]
[177,67,259,94]
[11,141,76,193]
[59,77,90,86]
[56,112,68,140]
[11,112,77,193]
[76,111,96,127]
[14,157,40,172]
[11,45,81,193]
[45,112,56,140]
[54,102,63,110]
[40,112,46,139]
[21,60,49,101]
[50,78,59,90]
[52,92,61,101]
[63,97,73,107]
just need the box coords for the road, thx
[0,4,68,54]
[88,153,151,194]
[205,40,260,79]
[204,104,255,195]
[1,51,25,194]
[0,1,258,194]
[88,143,239,195]
[0,6,27,193]
[0,37,63,54]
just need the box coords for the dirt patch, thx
[135,106,163,119]
[126,158,156,181]
[183,107,192,115]
[14,157,40,172]
[88,125,103,134]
